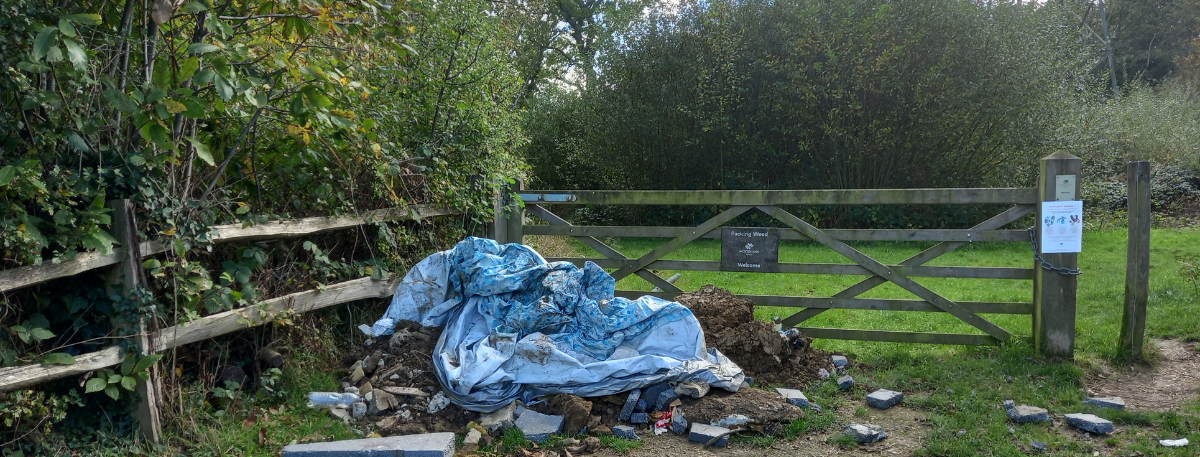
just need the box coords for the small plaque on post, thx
[721,228,780,272]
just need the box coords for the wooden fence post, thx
[490,185,508,244]
[505,180,525,245]
[1033,152,1081,358]
[105,200,162,443]
[1118,161,1151,359]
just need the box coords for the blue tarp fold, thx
[373,237,744,412]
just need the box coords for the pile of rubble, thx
[306,285,846,450]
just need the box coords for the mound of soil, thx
[680,387,805,436]
[676,284,756,335]
[677,285,832,386]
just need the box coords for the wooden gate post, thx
[105,200,162,443]
[505,180,525,245]
[1033,152,1081,358]
[1118,161,1151,359]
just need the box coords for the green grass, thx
[568,228,1200,357]
[596,433,646,452]
[552,228,1200,456]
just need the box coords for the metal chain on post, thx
[1028,227,1082,275]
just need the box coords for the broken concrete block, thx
[653,389,680,411]
[1003,399,1015,410]
[634,398,648,413]
[515,410,564,443]
[844,424,887,443]
[281,432,455,457]
[641,382,673,410]
[351,402,367,418]
[866,389,903,409]
[1082,396,1125,410]
[775,388,809,407]
[1064,413,1114,434]
[714,414,752,428]
[367,391,396,415]
[688,423,730,447]
[831,355,849,367]
[1030,441,1047,452]
[671,409,688,434]
[612,425,638,440]
[480,402,519,433]
[837,375,854,390]
[674,381,710,398]
[426,392,449,414]
[618,390,641,421]
[630,412,649,424]
[1006,405,1051,423]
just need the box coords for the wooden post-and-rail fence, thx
[0,203,458,442]
[496,153,1085,357]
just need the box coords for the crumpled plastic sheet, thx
[372,237,745,412]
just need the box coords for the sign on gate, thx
[721,227,780,272]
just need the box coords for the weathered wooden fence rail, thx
[0,203,457,442]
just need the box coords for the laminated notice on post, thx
[1040,201,1083,254]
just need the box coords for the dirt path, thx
[1085,339,1200,411]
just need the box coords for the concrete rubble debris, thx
[1082,396,1125,410]
[774,388,809,407]
[381,386,429,397]
[674,381,710,399]
[688,423,731,447]
[612,425,638,440]
[671,409,688,434]
[329,407,351,422]
[844,424,887,443]
[837,375,854,390]
[1064,413,1114,434]
[818,368,830,380]
[351,402,367,418]
[1030,441,1047,452]
[567,436,602,454]
[1159,438,1188,447]
[836,366,847,376]
[463,428,483,452]
[514,410,564,443]
[618,390,641,422]
[281,432,455,457]
[1006,405,1051,423]
[866,389,903,409]
[641,382,673,410]
[426,392,449,414]
[831,355,849,367]
[1003,399,1015,410]
[653,389,680,411]
[630,412,650,424]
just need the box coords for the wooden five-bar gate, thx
[493,153,1082,355]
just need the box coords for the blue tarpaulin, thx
[372,237,744,412]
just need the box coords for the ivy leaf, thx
[63,38,87,71]
[65,13,102,25]
[85,377,107,393]
[41,353,76,365]
[0,165,15,186]
[187,137,214,165]
[81,230,120,255]
[121,375,137,391]
[66,131,90,152]
[187,43,220,55]
[33,26,58,61]
[105,384,119,400]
